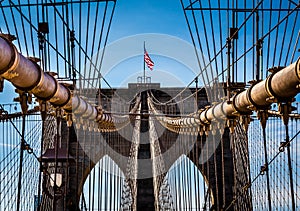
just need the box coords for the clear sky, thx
[109,0,191,42]
[99,0,201,88]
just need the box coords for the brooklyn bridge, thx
[0,0,300,210]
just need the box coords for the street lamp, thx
[50,171,63,188]
[40,147,74,210]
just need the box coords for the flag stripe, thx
[144,50,154,70]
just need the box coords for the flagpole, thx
[143,41,146,83]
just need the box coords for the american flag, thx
[144,49,154,70]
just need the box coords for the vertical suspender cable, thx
[88,130,92,211]
[255,9,260,81]
[260,113,272,211]
[37,101,47,211]
[53,108,62,211]
[65,3,72,80]
[97,133,101,211]
[80,129,85,210]
[75,125,80,210]
[91,131,96,211]
[16,112,26,211]
[284,117,296,211]
[226,37,231,100]
[205,132,210,209]
[221,129,226,208]
[200,134,205,210]
[194,131,200,210]
[213,134,219,210]
[82,1,91,89]
[230,130,237,210]
[64,116,71,211]
[278,1,291,64]
[231,0,235,83]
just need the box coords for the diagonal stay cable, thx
[0,104,39,161]
[225,127,300,211]
[183,0,265,86]
[177,0,265,105]
[0,107,56,191]
[227,3,300,73]
[47,0,116,91]
[6,0,114,90]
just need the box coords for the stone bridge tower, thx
[40,83,251,210]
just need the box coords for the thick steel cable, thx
[148,86,205,107]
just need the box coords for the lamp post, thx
[40,147,74,210]
[49,162,64,211]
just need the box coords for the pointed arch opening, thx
[79,155,130,210]
[160,154,213,210]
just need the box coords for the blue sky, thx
[98,0,200,88]
[109,0,191,42]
